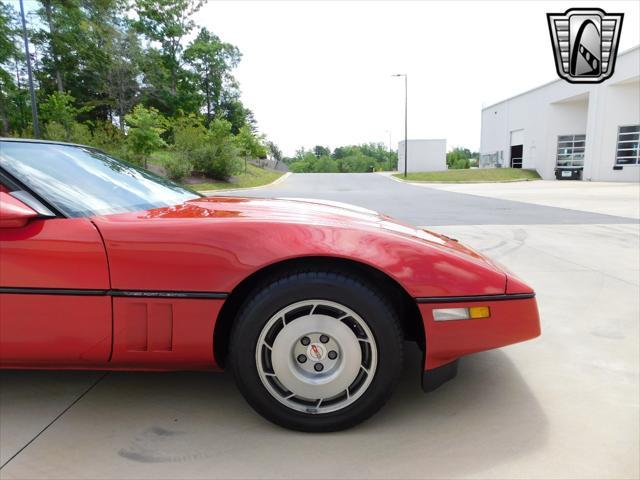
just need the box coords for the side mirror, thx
[0,191,39,228]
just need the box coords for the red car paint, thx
[420,298,540,369]
[91,197,509,296]
[0,194,540,372]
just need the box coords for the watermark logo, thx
[547,8,623,84]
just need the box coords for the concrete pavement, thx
[217,172,637,226]
[419,179,640,220]
[1,174,638,479]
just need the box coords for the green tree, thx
[184,28,241,124]
[173,114,207,153]
[133,0,203,116]
[88,120,126,157]
[124,104,167,167]
[266,141,283,168]
[341,153,375,173]
[105,27,142,131]
[313,155,339,172]
[30,0,132,124]
[37,0,67,93]
[446,147,473,169]
[40,91,91,141]
[289,145,395,173]
[235,124,266,172]
[0,2,19,135]
[333,143,396,170]
[191,118,242,179]
[313,145,331,158]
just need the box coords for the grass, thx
[393,168,541,183]
[147,150,284,192]
[189,163,284,191]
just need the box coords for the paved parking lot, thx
[1,175,638,479]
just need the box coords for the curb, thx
[386,175,540,185]
[199,172,291,196]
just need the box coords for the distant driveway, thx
[221,173,637,226]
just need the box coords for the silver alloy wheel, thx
[255,299,378,414]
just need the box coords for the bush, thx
[446,147,474,169]
[287,148,386,173]
[179,119,242,180]
[191,141,242,179]
[171,116,242,180]
[340,153,375,173]
[40,92,92,141]
[163,154,193,181]
[173,115,207,154]
[289,160,311,173]
[449,157,470,169]
[313,156,339,172]
[42,121,68,142]
[125,105,167,167]
[89,121,126,155]
[69,122,93,145]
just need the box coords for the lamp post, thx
[392,74,407,177]
[19,0,40,138]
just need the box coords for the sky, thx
[197,0,640,156]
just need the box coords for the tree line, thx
[0,0,269,181]
[285,145,479,173]
[286,144,398,173]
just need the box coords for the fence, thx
[479,150,505,168]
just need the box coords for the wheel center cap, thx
[307,343,326,361]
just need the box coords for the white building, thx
[480,46,640,181]
[397,139,447,173]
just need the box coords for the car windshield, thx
[0,141,201,217]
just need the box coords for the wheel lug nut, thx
[300,336,310,346]
[328,350,337,360]
[319,334,330,344]
[314,363,324,372]
[297,354,307,363]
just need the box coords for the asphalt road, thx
[219,173,637,226]
[1,174,638,479]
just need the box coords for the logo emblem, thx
[547,8,624,83]
[307,343,326,361]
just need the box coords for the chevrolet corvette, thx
[0,139,540,431]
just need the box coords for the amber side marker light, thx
[433,306,491,321]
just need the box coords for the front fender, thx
[93,217,507,298]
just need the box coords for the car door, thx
[0,183,112,367]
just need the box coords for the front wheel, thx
[229,271,404,432]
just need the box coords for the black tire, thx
[229,271,404,432]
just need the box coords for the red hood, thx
[142,196,505,276]
[92,196,527,296]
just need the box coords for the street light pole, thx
[19,0,40,138]
[392,74,408,177]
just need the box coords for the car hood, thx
[93,196,527,296]
[173,196,501,272]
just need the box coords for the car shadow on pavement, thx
[359,343,549,478]
[0,343,548,479]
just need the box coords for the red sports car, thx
[0,139,540,431]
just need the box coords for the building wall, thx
[587,80,640,181]
[397,139,447,173]
[480,46,640,182]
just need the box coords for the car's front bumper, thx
[418,295,541,373]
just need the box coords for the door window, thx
[615,125,640,165]
[556,135,586,167]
